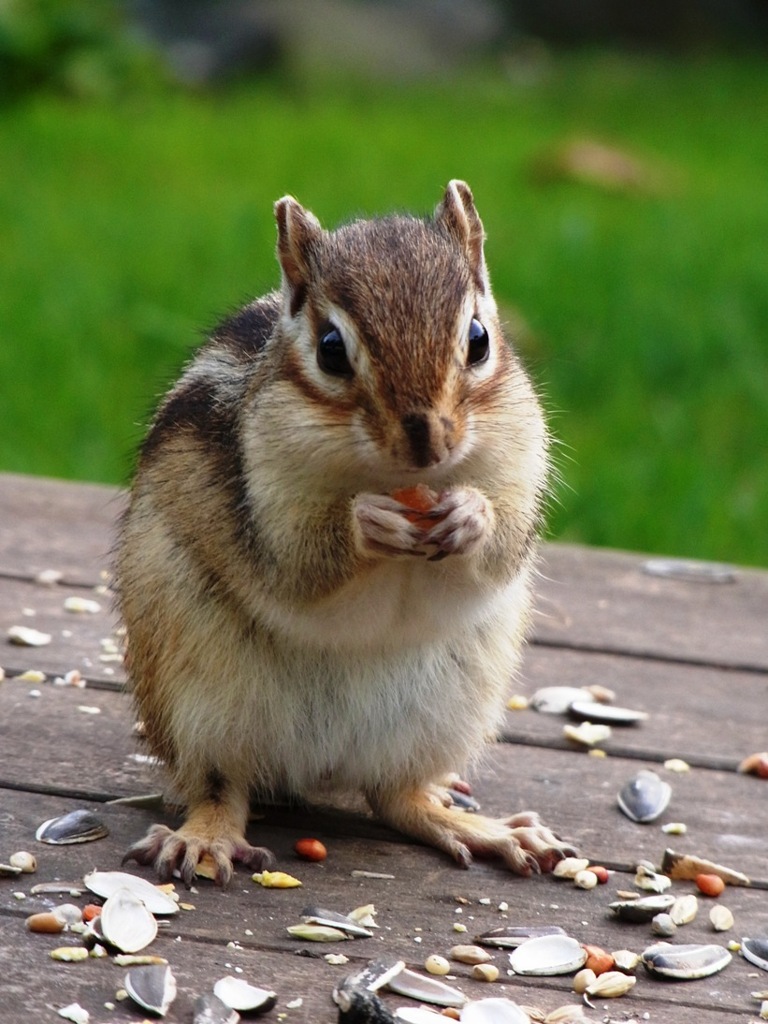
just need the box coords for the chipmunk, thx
[117,180,574,885]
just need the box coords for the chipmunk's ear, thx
[274,196,323,315]
[435,180,487,294]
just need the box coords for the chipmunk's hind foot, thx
[124,815,275,887]
[369,788,576,876]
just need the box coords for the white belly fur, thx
[167,560,531,799]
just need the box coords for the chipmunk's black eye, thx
[317,324,353,377]
[467,317,490,366]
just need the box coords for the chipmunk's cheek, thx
[426,487,493,556]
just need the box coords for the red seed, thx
[82,904,102,922]
[589,865,610,884]
[738,752,768,778]
[696,873,725,897]
[294,838,327,862]
[582,943,615,975]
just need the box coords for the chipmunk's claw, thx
[123,823,275,887]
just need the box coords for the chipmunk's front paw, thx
[426,487,493,557]
[353,493,427,558]
[123,822,275,887]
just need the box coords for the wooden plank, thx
[0,575,124,688]
[1,914,756,1024]
[473,743,768,883]
[0,789,763,1022]
[0,473,121,586]
[511,644,768,766]
[2,642,766,879]
[2,568,767,768]
[537,544,768,672]
[3,473,768,671]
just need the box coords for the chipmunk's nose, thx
[401,411,455,468]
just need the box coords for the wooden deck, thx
[1,471,767,1023]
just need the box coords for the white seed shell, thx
[83,870,178,915]
[460,997,531,1024]
[8,625,52,646]
[100,887,158,953]
[124,965,177,1017]
[386,967,467,1007]
[213,976,277,1013]
[509,934,587,976]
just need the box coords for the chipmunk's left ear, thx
[435,180,488,294]
[274,196,323,316]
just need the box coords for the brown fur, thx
[117,181,574,884]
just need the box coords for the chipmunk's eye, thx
[317,324,353,377]
[466,317,490,366]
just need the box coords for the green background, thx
[2,53,767,565]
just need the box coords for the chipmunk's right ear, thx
[274,196,323,315]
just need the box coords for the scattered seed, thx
[471,964,499,983]
[573,871,598,891]
[7,625,52,647]
[287,923,348,942]
[12,669,46,683]
[663,758,690,773]
[63,596,101,614]
[113,954,168,966]
[581,945,614,974]
[36,569,63,586]
[642,941,732,979]
[37,809,109,845]
[709,905,734,932]
[531,686,595,715]
[696,873,726,897]
[252,870,302,888]
[9,851,36,873]
[661,822,687,835]
[662,849,750,886]
[50,947,89,962]
[506,695,529,711]
[27,912,65,934]
[738,752,768,778]
[424,955,451,976]
[572,968,596,994]
[584,971,636,999]
[651,913,677,937]
[325,954,349,966]
[450,945,491,965]
[295,838,327,862]
[609,894,676,922]
[57,1004,89,1024]
[670,894,699,926]
[611,949,640,973]
[588,866,609,884]
[563,722,611,747]
[553,858,590,880]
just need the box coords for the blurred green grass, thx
[2,53,767,565]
